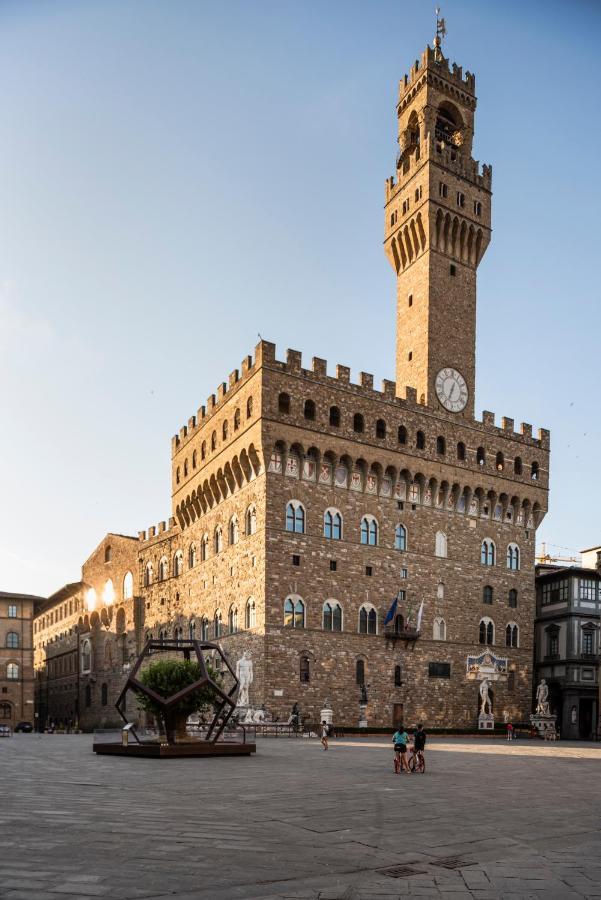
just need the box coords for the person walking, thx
[392,724,410,773]
[506,722,514,742]
[321,720,329,751]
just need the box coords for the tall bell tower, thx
[384,19,492,418]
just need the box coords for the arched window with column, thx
[188,543,197,568]
[506,622,519,648]
[479,617,494,645]
[214,527,223,554]
[507,543,520,570]
[158,557,168,582]
[286,501,305,534]
[481,539,496,566]
[360,515,378,546]
[483,585,493,605]
[395,524,407,551]
[245,597,256,629]
[324,508,342,540]
[201,534,209,561]
[246,505,257,535]
[433,617,446,641]
[323,601,343,632]
[229,516,239,545]
[228,605,238,634]
[173,550,183,577]
[359,604,377,634]
[284,595,305,628]
[144,562,153,586]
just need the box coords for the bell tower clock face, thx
[435,368,468,412]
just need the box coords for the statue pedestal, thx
[530,713,558,739]
[320,706,333,725]
[478,713,495,731]
[358,703,368,729]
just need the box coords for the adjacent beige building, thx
[1,591,43,728]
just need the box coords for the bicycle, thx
[409,748,426,773]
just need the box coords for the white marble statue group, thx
[234,651,269,723]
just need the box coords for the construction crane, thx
[536,542,580,566]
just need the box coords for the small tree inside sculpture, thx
[137,659,221,743]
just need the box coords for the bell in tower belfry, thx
[384,22,492,419]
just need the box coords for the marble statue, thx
[236,650,253,707]
[535,679,550,716]
[479,678,492,715]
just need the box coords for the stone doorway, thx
[579,698,594,740]
[392,703,403,727]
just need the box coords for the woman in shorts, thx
[392,724,409,773]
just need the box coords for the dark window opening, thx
[353,413,364,433]
[278,392,290,414]
[300,656,310,683]
[329,406,340,427]
[304,399,316,421]
[398,425,407,445]
[376,419,386,439]
[416,430,425,450]
[356,659,365,685]
[428,662,451,678]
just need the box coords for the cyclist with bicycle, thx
[410,722,427,773]
[392,724,410,774]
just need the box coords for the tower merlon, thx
[398,47,476,105]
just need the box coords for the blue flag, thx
[384,595,398,625]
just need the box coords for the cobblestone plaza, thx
[1,735,600,899]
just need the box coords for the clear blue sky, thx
[1,0,599,596]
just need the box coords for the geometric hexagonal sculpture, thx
[95,638,255,756]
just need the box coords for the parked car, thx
[14,721,33,733]
[0,724,11,737]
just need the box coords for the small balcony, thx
[384,624,420,642]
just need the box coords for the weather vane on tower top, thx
[434,7,447,61]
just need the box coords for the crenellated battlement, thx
[399,46,475,104]
[172,348,261,454]
[138,516,178,546]
[261,341,549,450]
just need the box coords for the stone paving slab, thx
[1,735,601,899]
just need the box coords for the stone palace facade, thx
[34,37,549,731]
